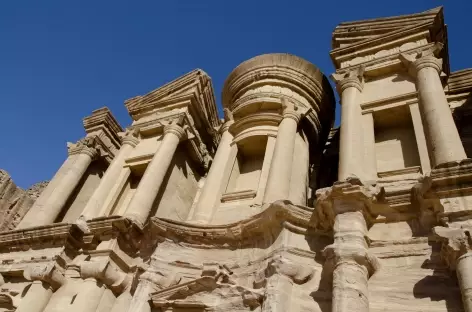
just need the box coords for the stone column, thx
[316,180,382,312]
[333,67,365,181]
[70,278,105,312]
[434,226,472,312]
[124,122,186,228]
[257,256,313,312]
[263,99,302,204]
[401,46,467,167]
[19,263,65,312]
[18,138,98,229]
[190,110,234,223]
[80,131,139,220]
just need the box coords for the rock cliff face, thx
[0,170,47,231]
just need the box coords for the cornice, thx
[331,7,442,50]
[0,223,83,252]
[83,107,123,151]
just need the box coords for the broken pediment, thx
[330,7,449,75]
[124,69,220,131]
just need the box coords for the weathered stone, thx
[2,6,472,312]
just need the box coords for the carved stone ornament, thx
[23,263,65,290]
[67,137,99,159]
[433,226,472,270]
[121,127,140,147]
[399,43,444,77]
[331,66,365,93]
[254,255,314,287]
[150,263,264,310]
[314,177,386,232]
[80,259,130,293]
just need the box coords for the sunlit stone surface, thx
[2,7,472,312]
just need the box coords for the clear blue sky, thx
[1,1,470,188]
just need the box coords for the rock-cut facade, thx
[1,6,472,312]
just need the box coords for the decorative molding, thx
[0,223,83,252]
[314,177,387,231]
[221,189,257,203]
[378,166,421,178]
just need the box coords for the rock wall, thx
[0,170,47,231]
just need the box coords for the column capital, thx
[121,128,140,147]
[220,108,235,133]
[314,178,386,230]
[67,137,99,159]
[332,66,365,93]
[323,244,379,277]
[220,120,234,134]
[163,123,186,140]
[400,43,444,76]
[281,98,305,123]
[23,263,65,290]
[434,226,472,270]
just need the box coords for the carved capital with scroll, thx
[332,66,365,93]
[67,137,99,159]
[400,43,444,77]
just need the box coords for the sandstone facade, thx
[1,6,472,312]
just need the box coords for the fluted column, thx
[18,263,65,312]
[190,112,234,223]
[263,99,302,204]
[316,180,382,312]
[18,138,98,229]
[124,122,186,228]
[434,226,472,312]
[401,46,467,167]
[81,131,139,220]
[333,67,365,181]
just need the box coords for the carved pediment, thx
[150,264,263,311]
[124,69,219,130]
[330,7,449,75]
